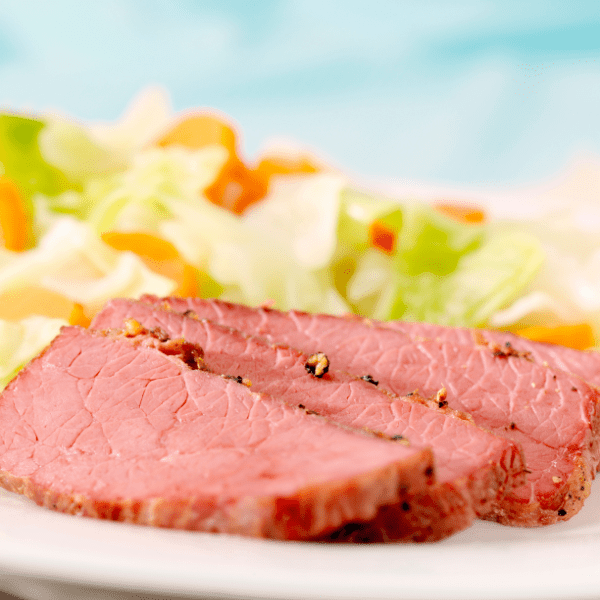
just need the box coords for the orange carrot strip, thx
[204,158,268,215]
[0,286,77,321]
[101,231,199,296]
[369,220,396,254]
[0,176,30,251]
[255,154,320,180]
[176,263,198,297]
[156,113,327,215]
[434,202,486,224]
[155,113,238,156]
[515,323,596,350]
[155,112,271,215]
[207,151,322,216]
[69,303,91,328]
[101,231,180,261]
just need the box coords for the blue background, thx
[1,1,599,188]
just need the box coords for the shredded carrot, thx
[100,231,180,261]
[101,231,199,296]
[69,303,91,327]
[369,220,396,254]
[0,286,79,321]
[434,202,486,224]
[155,113,238,156]
[156,112,328,215]
[0,176,30,251]
[255,154,320,181]
[155,111,270,214]
[515,323,596,350]
[204,158,269,215]
[207,152,321,216]
[174,263,196,297]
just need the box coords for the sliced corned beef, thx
[0,326,435,541]
[375,319,600,389]
[93,299,526,541]
[142,296,600,526]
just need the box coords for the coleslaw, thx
[0,87,597,389]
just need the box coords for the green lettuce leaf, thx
[0,114,76,204]
[37,118,129,184]
[339,189,544,326]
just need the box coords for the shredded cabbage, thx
[490,198,600,342]
[0,218,176,316]
[0,87,561,386]
[337,189,544,325]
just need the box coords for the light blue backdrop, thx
[1,1,599,187]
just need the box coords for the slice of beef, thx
[0,325,436,541]
[141,296,600,526]
[379,319,600,389]
[93,299,526,541]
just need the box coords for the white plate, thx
[1,174,599,600]
[0,482,600,600]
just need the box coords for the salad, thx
[0,88,597,391]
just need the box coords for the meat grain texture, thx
[145,296,600,526]
[380,319,600,388]
[93,299,526,542]
[2,292,599,542]
[0,326,437,540]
